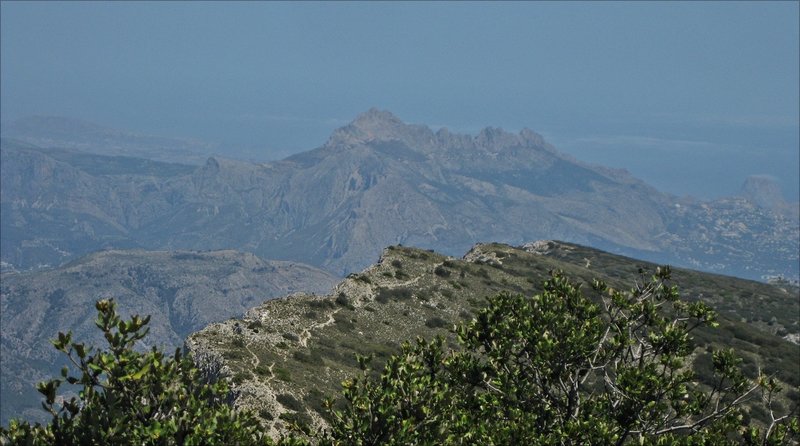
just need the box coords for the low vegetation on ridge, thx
[2,264,798,444]
[187,242,798,441]
[2,241,798,444]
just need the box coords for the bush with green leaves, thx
[321,269,799,445]
[0,299,282,446]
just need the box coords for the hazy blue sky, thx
[2,1,798,199]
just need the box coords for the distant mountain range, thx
[0,249,337,424]
[1,111,797,427]
[2,109,797,280]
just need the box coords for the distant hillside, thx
[186,241,800,438]
[3,116,217,164]
[0,249,338,424]
[2,109,797,280]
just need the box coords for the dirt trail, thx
[299,309,340,348]
[244,342,260,369]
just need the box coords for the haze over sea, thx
[1,2,798,200]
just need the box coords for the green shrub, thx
[335,292,352,308]
[322,270,799,445]
[247,319,264,330]
[425,316,449,329]
[274,367,292,382]
[0,300,276,445]
[276,393,304,412]
[375,286,413,304]
[434,265,451,277]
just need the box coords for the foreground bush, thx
[0,299,277,446]
[322,269,799,445]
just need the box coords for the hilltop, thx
[186,241,800,438]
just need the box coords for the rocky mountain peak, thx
[740,175,785,210]
[350,108,405,130]
[328,108,433,148]
[329,108,406,143]
[326,110,553,157]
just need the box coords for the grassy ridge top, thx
[187,241,799,438]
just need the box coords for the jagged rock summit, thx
[326,108,552,155]
[338,108,409,140]
[325,108,417,146]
